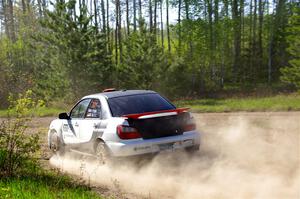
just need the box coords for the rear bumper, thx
[106,131,200,157]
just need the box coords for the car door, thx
[62,99,91,144]
[79,98,103,143]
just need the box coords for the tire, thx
[94,141,110,165]
[185,145,200,155]
[50,132,65,156]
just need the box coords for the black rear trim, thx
[127,112,190,139]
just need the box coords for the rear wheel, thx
[185,145,200,155]
[94,141,110,165]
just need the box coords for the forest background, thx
[0,0,299,108]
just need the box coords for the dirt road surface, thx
[30,112,300,199]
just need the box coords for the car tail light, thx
[103,88,116,92]
[184,123,196,131]
[184,117,196,131]
[117,125,142,139]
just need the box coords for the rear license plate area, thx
[158,143,174,151]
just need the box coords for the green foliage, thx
[163,57,196,97]
[119,20,168,89]
[0,107,65,118]
[38,0,113,99]
[7,90,45,117]
[0,90,41,177]
[0,8,46,108]
[280,6,300,90]
[0,0,299,108]
[0,37,34,108]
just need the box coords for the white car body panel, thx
[48,90,201,157]
[107,131,200,156]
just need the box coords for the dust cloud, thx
[50,112,300,199]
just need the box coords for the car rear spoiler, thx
[122,108,189,119]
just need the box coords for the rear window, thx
[108,93,175,117]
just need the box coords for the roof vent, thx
[102,88,117,92]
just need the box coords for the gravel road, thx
[11,112,300,199]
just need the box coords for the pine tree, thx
[280,5,300,89]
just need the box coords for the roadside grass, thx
[0,171,102,199]
[0,107,65,117]
[1,94,299,117]
[174,94,300,112]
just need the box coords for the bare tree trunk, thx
[42,0,46,10]
[94,0,98,32]
[184,0,193,56]
[252,0,257,82]
[79,0,82,27]
[8,0,15,41]
[98,2,102,28]
[232,0,241,82]
[90,0,93,25]
[268,23,274,83]
[149,0,153,32]
[178,0,182,54]
[133,0,137,31]
[138,0,142,19]
[240,0,244,50]
[2,0,9,37]
[207,0,214,80]
[101,0,106,32]
[73,1,77,21]
[213,0,219,81]
[249,0,253,78]
[239,0,244,80]
[184,0,189,19]
[258,0,264,70]
[220,0,230,88]
[106,0,110,51]
[166,0,171,53]
[267,0,275,83]
[126,0,130,35]
[115,0,119,64]
[160,0,164,49]
[21,0,26,13]
[154,0,157,35]
[117,0,122,63]
[37,0,43,17]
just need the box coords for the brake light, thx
[184,123,196,131]
[117,125,142,139]
[184,117,196,131]
[103,88,116,92]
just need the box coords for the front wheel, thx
[50,132,65,156]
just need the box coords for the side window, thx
[86,99,102,119]
[70,99,91,119]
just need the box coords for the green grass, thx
[174,94,300,112]
[0,173,102,199]
[1,94,299,117]
[0,107,65,117]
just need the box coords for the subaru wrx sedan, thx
[48,90,200,162]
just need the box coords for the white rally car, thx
[48,90,200,162]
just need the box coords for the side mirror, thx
[59,112,70,120]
